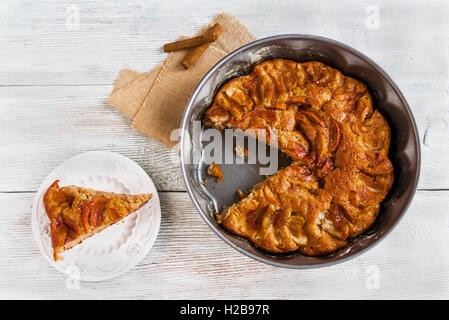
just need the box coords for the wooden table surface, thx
[1,0,449,299]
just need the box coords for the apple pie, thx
[203,59,393,255]
[43,180,152,261]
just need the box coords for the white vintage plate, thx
[32,151,161,281]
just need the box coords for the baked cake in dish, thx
[203,59,393,256]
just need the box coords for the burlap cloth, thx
[107,13,257,148]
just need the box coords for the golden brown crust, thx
[43,180,152,261]
[203,59,393,255]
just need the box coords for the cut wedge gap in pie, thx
[43,180,152,261]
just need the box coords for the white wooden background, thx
[1,0,449,299]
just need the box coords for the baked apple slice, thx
[43,180,152,261]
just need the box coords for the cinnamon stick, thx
[181,42,214,69]
[163,23,223,52]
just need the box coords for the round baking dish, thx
[179,35,420,268]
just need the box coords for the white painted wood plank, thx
[0,85,184,192]
[0,191,448,299]
[0,84,447,191]
[1,1,448,89]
